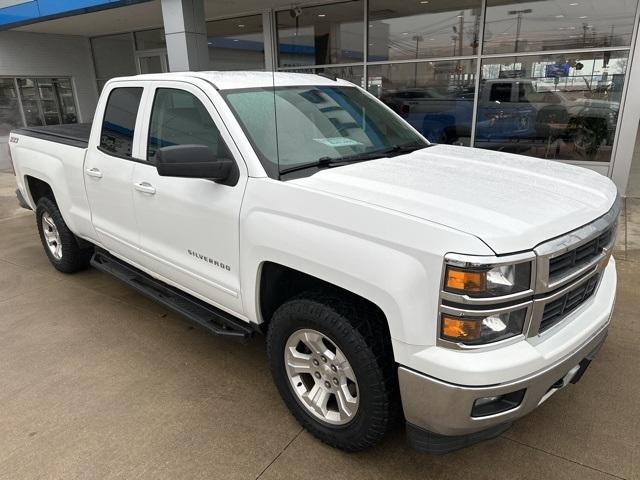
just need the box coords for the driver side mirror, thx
[155,144,234,183]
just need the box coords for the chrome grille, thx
[548,227,614,281]
[539,274,600,333]
[534,199,620,294]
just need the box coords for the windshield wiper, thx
[279,142,429,176]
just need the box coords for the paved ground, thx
[0,171,638,480]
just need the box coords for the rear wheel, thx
[267,291,397,451]
[36,197,93,273]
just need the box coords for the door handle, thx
[134,181,156,195]
[85,167,103,178]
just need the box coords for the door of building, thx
[135,51,169,74]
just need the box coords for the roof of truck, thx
[108,71,357,91]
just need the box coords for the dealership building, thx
[0,0,639,197]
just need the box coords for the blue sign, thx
[545,62,571,78]
[0,0,152,29]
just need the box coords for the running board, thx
[91,250,255,342]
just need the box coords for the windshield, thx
[222,85,428,179]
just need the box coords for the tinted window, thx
[100,87,143,158]
[489,83,512,103]
[147,88,231,161]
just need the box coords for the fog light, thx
[471,389,526,417]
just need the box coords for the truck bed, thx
[13,123,91,148]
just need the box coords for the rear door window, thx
[100,87,143,158]
[489,83,512,103]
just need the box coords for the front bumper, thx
[399,322,608,443]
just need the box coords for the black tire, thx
[267,290,397,452]
[35,196,93,273]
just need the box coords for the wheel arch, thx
[25,175,56,206]
[257,261,394,351]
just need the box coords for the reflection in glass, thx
[0,79,21,137]
[91,34,137,80]
[316,65,364,87]
[475,51,628,162]
[368,0,482,61]
[100,88,143,158]
[134,28,166,50]
[207,15,265,70]
[17,79,43,127]
[53,79,78,124]
[224,85,426,179]
[138,55,164,74]
[277,0,364,67]
[368,60,477,145]
[484,0,639,54]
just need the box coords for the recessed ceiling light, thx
[317,13,326,17]
[569,2,579,5]
[555,14,564,18]
[420,0,429,3]
[237,24,245,27]
[233,39,239,42]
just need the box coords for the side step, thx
[91,250,255,342]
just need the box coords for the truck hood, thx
[291,144,618,253]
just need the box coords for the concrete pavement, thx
[0,171,638,479]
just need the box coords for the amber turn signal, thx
[445,267,485,293]
[441,315,481,341]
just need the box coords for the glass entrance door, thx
[135,52,168,74]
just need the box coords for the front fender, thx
[239,178,493,351]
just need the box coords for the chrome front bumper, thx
[399,322,609,438]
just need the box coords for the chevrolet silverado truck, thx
[8,72,619,454]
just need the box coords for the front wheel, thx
[267,292,397,452]
[36,197,93,273]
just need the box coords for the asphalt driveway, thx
[0,172,638,479]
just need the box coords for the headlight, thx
[444,261,532,297]
[441,308,527,345]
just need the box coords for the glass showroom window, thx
[474,51,628,162]
[483,0,639,54]
[291,65,365,86]
[134,28,166,50]
[91,33,137,91]
[368,0,482,61]
[277,0,364,68]
[207,15,265,70]
[17,78,78,127]
[368,60,477,145]
[0,79,21,137]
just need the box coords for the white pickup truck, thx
[9,72,619,453]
